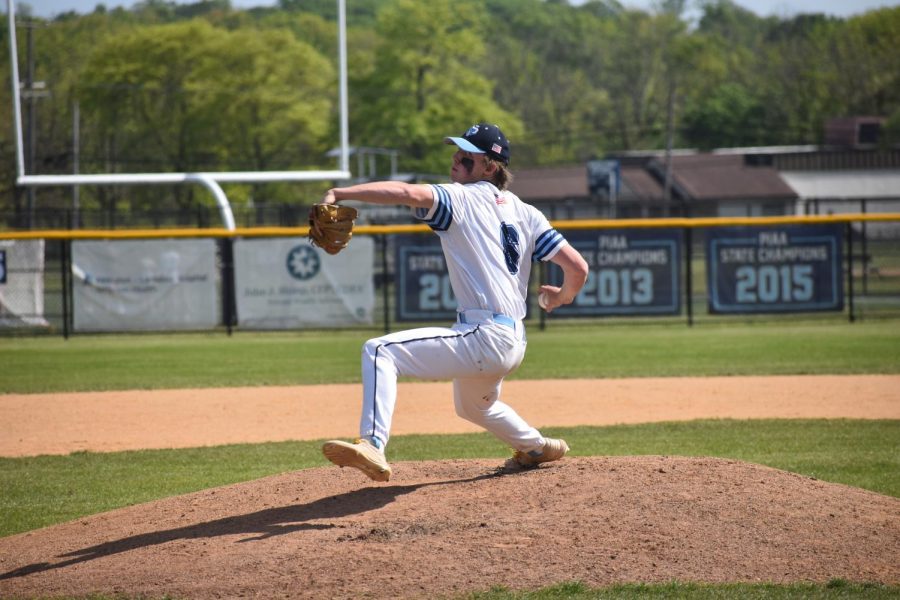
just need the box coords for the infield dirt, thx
[0,375,898,599]
[2,374,899,457]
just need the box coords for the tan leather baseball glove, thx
[308,203,358,255]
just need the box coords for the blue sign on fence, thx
[0,250,5,284]
[706,225,843,314]
[546,228,682,316]
[395,235,457,322]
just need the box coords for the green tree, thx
[690,0,771,147]
[351,0,521,175]
[199,28,334,172]
[78,20,335,212]
[682,82,768,149]
[256,11,337,58]
[484,0,613,165]
[592,9,691,151]
[0,10,140,224]
[277,0,380,26]
[823,7,900,119]
[4,0,899,227]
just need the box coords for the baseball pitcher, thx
[320,123,589,481]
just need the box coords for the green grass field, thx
[468,580,899,599]
[1,320,899,393]
[1,320,898,599]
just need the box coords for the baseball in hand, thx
[538,291,550,310]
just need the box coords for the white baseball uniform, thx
[359,180,567,453]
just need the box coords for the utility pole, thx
[662,76,675,217]
[72,101,80,228]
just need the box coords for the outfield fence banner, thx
[72,239,219,331]
[233,237,375,329]
[0,239,48,328]
[394,234,458,322]
[706,224,844,314]
[2,213,897,337]
[546,229,682,316]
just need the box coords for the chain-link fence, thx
[1,215,898,338]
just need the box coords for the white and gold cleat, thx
[322,438,392,482]
[511,438,570,467]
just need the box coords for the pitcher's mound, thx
[1,456,898,599]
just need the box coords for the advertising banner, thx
[706,225,843,313]
[234,237,374,329]
[72,239,219,331]
[546,229,682,316]
[0,239,48,328]
[394,235,457,322]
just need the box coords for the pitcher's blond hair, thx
[486,157,513,191]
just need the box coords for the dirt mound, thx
[1,456,898,599]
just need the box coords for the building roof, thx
[509,154,797,203]
[766,148,900,171]
[650,154,797,202]
[620,164,664,201]
[508,146,900,204]
[508,165,588,201]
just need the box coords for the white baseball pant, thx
[358,313,545,453]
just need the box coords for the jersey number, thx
[500,222,521,275]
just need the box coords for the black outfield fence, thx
[1,214,899,338]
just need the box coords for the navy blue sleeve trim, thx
[532,228,564,261]
[419,185,453,231]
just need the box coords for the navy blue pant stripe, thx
[369,327,480,440]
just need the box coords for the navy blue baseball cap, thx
[444,123,510,165]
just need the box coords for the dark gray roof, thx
[620,165,664,201]
[652,154,797,201]
[508,153,798,203]
[508,165,587,201]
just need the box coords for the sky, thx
[13,0,900,20]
